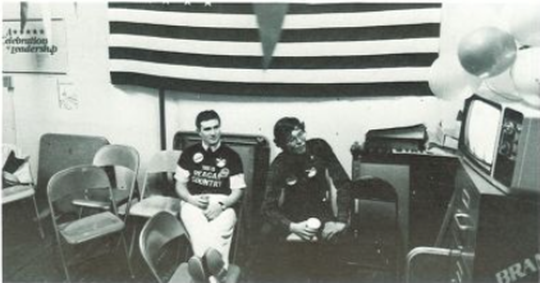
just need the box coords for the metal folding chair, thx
[129,150,181,218]
[139,212,191,283]
[127,150,181,256]
[47,165,134,282]
[72,144,140,222]
[140,212,242,283]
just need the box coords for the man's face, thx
[284,127,307,155]
[198,119,221,147]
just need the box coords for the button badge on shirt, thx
[306,167,317,178]
[193,152,204,163]
[218,168,230,179]
[216,158,227,168]
[286,176,298,186]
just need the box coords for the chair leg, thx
[53,232,72,283]
[120,232,135,278]
[32,195,45,239]
[127,217,140,258]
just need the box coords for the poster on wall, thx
[3,19,67,74]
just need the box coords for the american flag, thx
[108,2,441,97]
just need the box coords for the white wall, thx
[3,2,162,176]
[3,2,508,178]
[166,92,446,175]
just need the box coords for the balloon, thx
[458,27,517,78]
[511,47,540,107]
[428,56,482,101]
[485,69,522,101]
[504,4,540,47]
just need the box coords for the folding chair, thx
[129,150,181,218]
[140,212,242,283]
[2,144,44,238]
[139,212,191,283]
[47,165,134,282]
[127,150,181,255]
[72,144,140,222]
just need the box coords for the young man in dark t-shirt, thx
[260,116,352,282]
[175,110,246,283]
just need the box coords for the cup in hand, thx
[306,218,321,242]
[306,218,321,230]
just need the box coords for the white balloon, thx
[485,69,522,101]
[504,4,540,46]
[429,56,482,101]
[511,47,540,107]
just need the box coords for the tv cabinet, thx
[406,161,540,283]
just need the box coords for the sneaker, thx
[188,256,208,283]
[204,248,228,283]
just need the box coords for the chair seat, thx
[129,196,180,218]
[72,188,131,210]
[2,185,34,204]
[59,211,125,244]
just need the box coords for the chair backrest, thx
[93,144,140,205]
[93,144,139,173]
[47,165,114,224]
[139,212,189,283]
[141,150,182,199]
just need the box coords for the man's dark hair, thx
[196,110,221,130]
[273,117,305,149]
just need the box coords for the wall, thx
[3,2,507,179]
[3,2,162,177]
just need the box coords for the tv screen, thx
[463,98,502,173]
